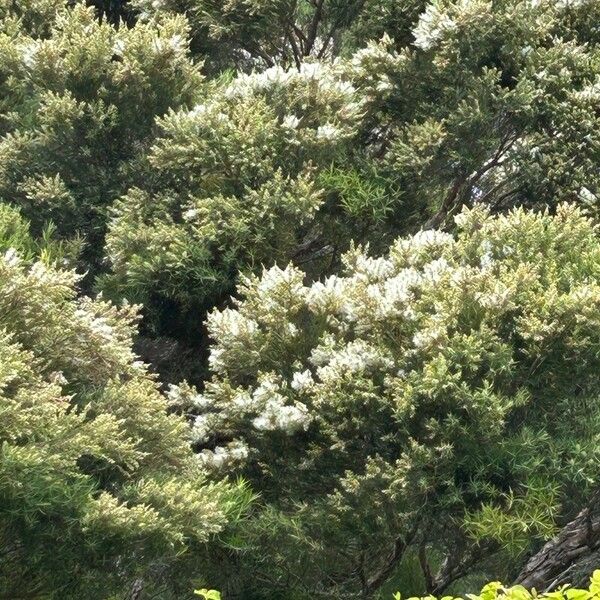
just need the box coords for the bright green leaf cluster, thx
[396,570,600,600]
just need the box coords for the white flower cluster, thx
[290,369,314,392]
[252,265,307,308]
[73,308,114,341]
[316,124,344,142]
[349,36,399,72]
[191,412,219,444]
[198,440,249,470]
[151,33,186,55]
[316,339,394,383]
[353,255,395,281]
[307,275,348,314]
[224,62,356,101]
[391,229,455,265]
[20,41,41,69]
[412,0,490,51]
[412,324,446,349]
[413,1,458,50]
[252,400,310,432]
[206,309,261,372]
[344,35,406,98]
[3,248,20,267]
[220,62,363,138]
[282,114,301,130]
[576,79,600,103]
[250,375,311,433]
[167,383,211,409]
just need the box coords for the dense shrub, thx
[0,234,249,598]
[186,204,600,596]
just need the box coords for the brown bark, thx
[515,493,600,591]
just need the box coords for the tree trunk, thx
[514,493,600,591]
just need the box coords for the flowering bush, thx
[0,0,201,261]
[100,60,363,342]
[186,204,600,596]
[0,241,249,598]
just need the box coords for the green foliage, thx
[2,0,600,597]
[131,0,426,73]
[100,60,361,345]
[341,1,600,226]
[396,570,600,600]
[191,204,600,596]
[0,202,82,265]
[0,0,202,271]
[0,236,250,598]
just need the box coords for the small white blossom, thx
[3,248,20,267]
[252,395,311,433]
[112,39,126,56]
[413,3,457,51]
[316,123,342,141]
[291,369,314,392]
[282,114,301,129]
[20,41,40,69]
[183,208,200,221]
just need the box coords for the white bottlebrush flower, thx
[197,442,250,470]
[317,340,393,382]
[228,439,250,461]
[252,398,311,433]
[290,369,314,392]
[168,34,185,52]
[3,248,20,267]
[20,41,40,69]
[412,328,442,349]
[316,123,342,142]
[412,2,457,51]
[191,414,214,444]
[476,282,513,310]
[73,308,114,341]
[187,104,209,118]
[207,308,259,340]
[255,265,306,301]
[112,39,126,56]
[411,229,455,250]
[307,276,347,314]
[282,114,301,129]
[384,268,422,302]
[422,257,451,283]
[198,445,229,469]
[354,255,394,280]
[207,347,225,372]
[393,230,455,264]
[252,375,283,405]
[413,0,489,51]
[183,208,200,221]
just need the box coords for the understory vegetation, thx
[1,0,600,598]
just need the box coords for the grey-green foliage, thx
[132,0,428,73]
[0,0,202,268]
[0,224,250,598]
[102,0,600,352]
[100,61,362,342]
[184,204,600,597]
